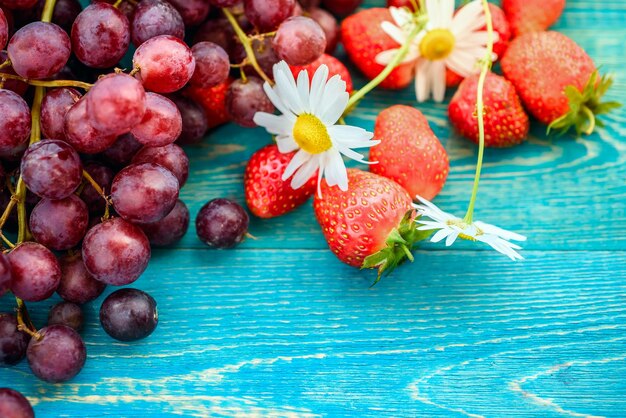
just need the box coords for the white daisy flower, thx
[375,0,498,102]
[253,61,379,195]
[414,196,526,260]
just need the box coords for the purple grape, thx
[273,16,325,66]
[0,388,34,418]
[321,0,362,16]
[190,42,230,88]
[196,198,249,248]
[0,89,31,155]
[99,133,143,167]
[27,324,86,383]
[64,97,118,154]
[309,7,339,54]
[71,3,130,68]
[8,242,61,302]
[131,0,184,47]
[0,253,10,297]
[130,93,182,147]
[81,161,113,215]
[226,76,274,127]
[20,139,82,200]
[7,21,71,79]
[193,18,234,52]
[45,0,82,33]
[41,87,81,143]
[231,36,279,79]
[30,195,89,251]
[208,0,239,6]
[48,302,83,331]
[170,95,208,145]
[82,217,151,286]
[0,313,29,365]
[299,0,321,8]
[87,73,147,135]
[167,0,210,26]
[100,288,158,341]
[57,253,106,304]
[141,199,189,246]
[0,7,7,49]
[0,0,37,8]
[0,52,28,96]
[244,0,294,31]
[132,144,189,186]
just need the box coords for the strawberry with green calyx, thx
[370,105,449,200]
[449,71,529,147]
[501,31,620,136]
[245,144,317,219]
[289,53,354,93]
[314,169,430,283]
[502,0,565,37]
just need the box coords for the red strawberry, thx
[502,0,565,37]
[370,105,449,200]
[386,0,418,11]
[448,72,529,147]
[184,78,231,130]
[341,8,415,89]
[244,144,317,219]
[501,31,619,135]
[314,169,427,282]
[290,53,354,93]
[479,3,511,59]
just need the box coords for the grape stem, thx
[41,0,57,22]
[0,59,10,70]
[0,72,93,90]
[15,297,41,340]
[223,8,274,86]
[0,232,14,248]
[82,170,111,220]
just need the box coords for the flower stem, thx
[463,0,493,224]
[223,8,274,86]
[0,72,93,90]
[41,0,57,22]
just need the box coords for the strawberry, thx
[480,3,511,59]
[387,0,418,11]
[370,105,449,200]
[184,78,231,130]
[501,31,619,135]
[448,72,529,147]
[502,0,565,37]
[244,144,317,218]
[314,169,428,282]
[290,53,354,93]
[341,8,415,89]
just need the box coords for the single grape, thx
[244,0,295,31]
[130,93,182,147]
[208,0,239,6]
[0,89,31,154]
[298,0,320,8]
[71,3,130,68]
[167,0,210,26]
[0,388,34,418]
[40,87,81,142]
[27,324,86,383]
[309,7,339,54]
[226,76,274,127]
[170,95,208,145]
[192,18,234,53]
[48,0,83,33]
[132,144,189,186]
[131,0,184,46]
[82,217,151,286]
[111,163,179,224]
[99,133,143,167]
[30,195,89,251]
[0,313,29,365]
[0,253,10,297]
[0,7,7,49]
[57,253,106,305]
[196,198,249,248]
[141,199,189,246]
[100,288,158,342]
[64,97,118,154]
[321,0,362,16]
[80,161,114,215]
[48,302,84,332]
[231,37,279,78]
[8,242,61,302]
[0,52,28,96]
[20,139,82,199]
[87,73,147,135]
[7,21,70,79]
[190,42,230,88]
[133,35,196,93]
[0,0,37,8]
[273,16,325,66]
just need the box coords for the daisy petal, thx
[296,69,311,113]
[326,149,348,191]
[445,230,460,246]
[381,21,408,46]
[309,64,329,114]
[319,91,349,125]
[426,0,441,28]
[276,135,299,153]
[451,0,484,36]
[291,154,319,189]
[431,61,447,103]
[439,0,455,28]
[328,124,374,141]
[431,228,452,243]
[253,112,291,135]
[275,67,304,114]
[415,59,432,102]
[263,82,295,119]
[282,149,311,180]
[474,221,527,242]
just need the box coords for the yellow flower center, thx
[447,219,483,242]
[419,29,456,61]
[292,114,333,154]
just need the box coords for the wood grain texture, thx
[1,0,626,417]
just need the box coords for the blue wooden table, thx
[2,0,626,416]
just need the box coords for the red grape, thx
[87,73,147,135]
[132,144,189,186]
[40,87,81,142]
[273,16,325,66]
[131,0,184,47]
[27,324,86,383]
[0,89,30,154]
[0,388,34,418]
[231,37,279,78]
[244,0,295,31]
[0,313,29,366]
[20,139,82,199]
[193,18,234,53]
[133,35,196,93]
[48,302,84,332]
[80,161,113,215]
[170,95,208,145]
[57,253,106,304]
[309,7,339,54]
[8,242,61,302]
[226,76,274,127]
[321,0,362,16]
[167,0,210,26]
[299,0,321,8]
[7,22,70,79]
[111,163,179,224]
[130,92,182,146]
[0,8,7,49]
[100,288,158,341]
[208,0,239,6]
[45,0,82,33]
[196,198,249,248]
[82,217,151,286]
[0,253,10,297]
[64,97,118,154]
[99,133,142,167]
[0,0,37,8]
[190,42,230,88]
[71,3,130,68]
[30,195,89,251]
[140,199,189,246]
